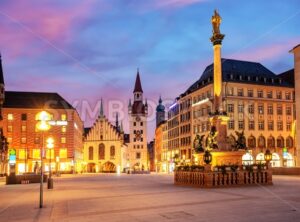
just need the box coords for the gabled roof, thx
[184,58,294,96]
[133,71,143,93]
[3,91,74,109]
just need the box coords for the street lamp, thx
[36,111,51,209]
[203,150,212,165]
[46,137,54,189]
[264,149,272,169]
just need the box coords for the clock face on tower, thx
[135,130,142,141]
[135,116,141,122]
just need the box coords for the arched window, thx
[258,136,266,148]
[248,136,256,148]
[267,136,275,148]
[242,152,253,165]
[99,143,105,160]
[277,136,284,148]
[256,153,265,164]
[285,153,294,167]
[88,146,93,160]
[271,153,280,167]
[110,146,115,159]
[286,137,293,148]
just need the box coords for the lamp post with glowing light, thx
[46,137,54,189]
[264,149,273,169]
[36,111,51,209]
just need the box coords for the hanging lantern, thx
[203,150,212,164]
[264,149,272,162]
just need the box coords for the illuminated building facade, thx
[2,91,84,174]
[83,100,128,173]
[128,70,148,170]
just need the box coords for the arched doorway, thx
[271,153,280,167]
[87,163,96,173]
[102,162,116,173]
[256,153,265,164]
[284,153,294,167]
[242,152,253,165]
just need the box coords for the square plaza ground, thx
[0,174,299,222]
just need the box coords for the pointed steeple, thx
[0,54,4,85]
[133,68,143,93]
[100,98,104,117]
[159,95,162,104]
[145,98,148,107]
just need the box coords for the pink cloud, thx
[0,1,99,59]
[229,38,300,62]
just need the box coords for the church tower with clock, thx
[128,70,148,171]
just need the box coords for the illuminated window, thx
[286,122,291,131]
[8,114,13,120]
[21,137,27,144]
[32,149,41,159]
[110,146,115,159]
[7,125,13,132]
[7,137,12,143]
[99,143,105,159]
[61,137,66,144]
[61,114,67,121]
[62,126,67,133]
[258,104,264,114]
[59,149,67,158]
[19,149,26,159]
[46,149,55,159]
[285,92,291,100]
[21,125,27,132]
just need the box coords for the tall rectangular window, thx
[61,114,67,121]
[286,106,292,115]
[267,91,273,99]
[227,104,234,113]
[21,137,27,144]
[287,122,291,131]
[238,121,244,130]
[249,120,255,130]
[8,114,13,120]
[267,105,273,115]
[277,105,282,115]
[21,125,27,132]
[238,104,244,113]
[277,121,283,131]
[285,92,291,100]
[257,90,263,98]
[258,104,264,114]
[248,90,253,97]
[248,104,254,114]
[276,91,282,99]
[136,152,141,159]
[237,89,244,97]
[268,121,274,131]
[7,125,13,132]
[228,120,234,130]
[258,121,264,130]
[61,137,66,144]
[32,149,41,159]
[21,113,27,121]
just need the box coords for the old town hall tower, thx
[128,70,148,170]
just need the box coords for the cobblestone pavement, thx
[0,174,300,222]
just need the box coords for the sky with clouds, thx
[0,0,299,140]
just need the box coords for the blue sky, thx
[0,0,299,139]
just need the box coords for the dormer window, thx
[264,78,267,83]
[256,76,259,81]
[239,75,242,80]
[230,74,234,80]
[279,79,282,84]
[271,78,274,83]
[248,76,251,81]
